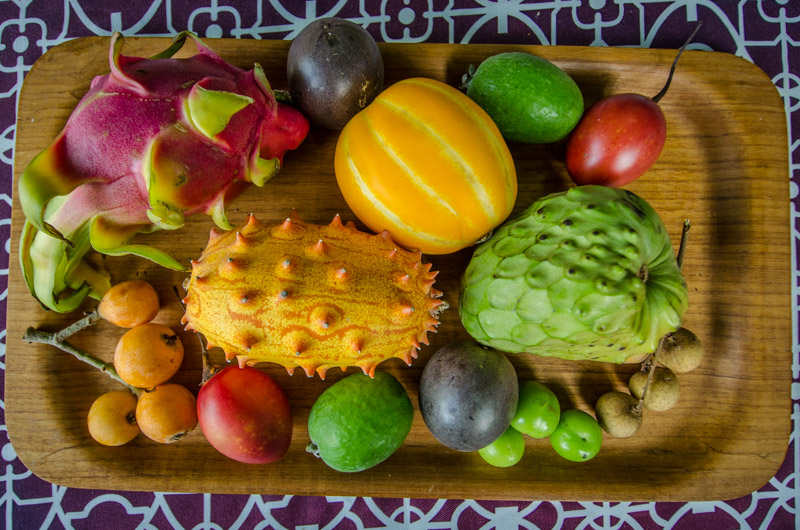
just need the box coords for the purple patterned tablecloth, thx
[1,1,798,528]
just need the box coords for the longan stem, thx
[22,327,142,396]
[635,219,691,411]
[636,336,666,412]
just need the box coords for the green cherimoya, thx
[459,186,688,363]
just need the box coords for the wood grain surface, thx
[5,36,791,501]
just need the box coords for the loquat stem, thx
[53,310,101,342]
[22,326,142,397]
[173,285,220,384]
[198,333,220,384]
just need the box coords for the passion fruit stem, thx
[651,21,703,104]
[23,320,142,397]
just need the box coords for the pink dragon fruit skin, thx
[18,31,309,312]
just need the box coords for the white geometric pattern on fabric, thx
[0,1,797,528]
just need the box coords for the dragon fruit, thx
[18,32,309,312]
[181,211,447,379]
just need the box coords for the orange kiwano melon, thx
[334,77,517,255]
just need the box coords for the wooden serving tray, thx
[6,37,791,501]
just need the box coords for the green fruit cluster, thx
[479,379,603,467]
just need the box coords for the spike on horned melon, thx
[181,212,446,378]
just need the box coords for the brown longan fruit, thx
[595,391,642,438]
[629,366,680,412]
[659,328,703,373]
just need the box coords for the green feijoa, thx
[511,381,561,438]
[307,372,413,473]
[463,52,584,143]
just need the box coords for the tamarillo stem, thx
[652,21,703,104]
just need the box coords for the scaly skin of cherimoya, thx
[459,185,688,364]
[181,211,447,379]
